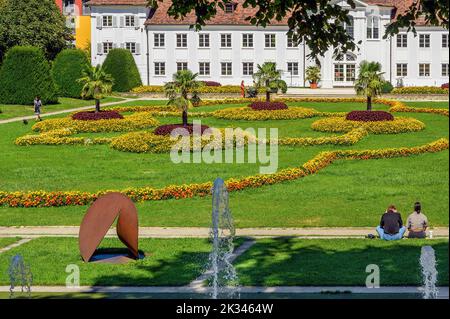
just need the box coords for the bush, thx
[381,81,394,93]
[132,85,241,94]
[72,110,123,121]
[249,102,288,111]
[154,124,210,136]
[52,49,90,98]
[346,111,394,122]
[102,49,142,92]
[0,46,58,104]
[202,81,221,87]
[391,86,449,95]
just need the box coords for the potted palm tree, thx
[253,62,284,102]
[305,66,321,89]
[164,70,202,127]
[78,64,114,113]
[354,60,384,111]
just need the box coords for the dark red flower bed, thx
[442,83,449,89]
[249,102,288,111]
[72,110,124,121]
[202,81,222,87]
[346,110,394,122]
[154,124,211,136]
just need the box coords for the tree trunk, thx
[367,96,372,111]
[95,99,101,113]
[182,110,188,126]
[266,80,270,102]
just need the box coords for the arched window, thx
[367,16,380,39]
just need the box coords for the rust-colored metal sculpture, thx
[79,192,139,262]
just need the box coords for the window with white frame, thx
[176,34,187,48]
[243,62,254,76]
[287,34,298,47]
[177,62,188,71]
[154,62,165,75]
[265,34,276,48]
[199,62,210,76]
[154,33,165,47]
[225,3,235,13]
[199,34,210,48]
[125,42,136,54]
[287,62,299,76]
[221,62,232,75]
[221,34,232,48]
[367,16,380,39]
[419,63,431,76]
[442,34,449,48]
[125,15,136,27]
[345,16,354,38]
[102,42,113,54]
[102,15,113,27]
[419,34,430,48]
[396,63,407,77]
[442,63,449,77]
[242,34,254,48]
[397,34,407,48]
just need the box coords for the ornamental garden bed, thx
[72,110,124,121]
[154,124,211,136]
[249,101,288,111]
[346,110,394,122]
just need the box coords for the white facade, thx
[90,2,449,88]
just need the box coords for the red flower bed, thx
[346,111,394,122]
[249,102,288,111]
[154,124,211,136]
[202,81,222,87]
[72,110,124,121]
[442,83,449,89]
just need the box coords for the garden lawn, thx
[0,237,212,286]
[403,101,449,109]
[0,97,124,120]
[234,238,449,286]
[0,237,20,248]
[0,100,448,228]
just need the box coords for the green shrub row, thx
[132,85,243,94]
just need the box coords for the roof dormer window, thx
[225,3,236,13]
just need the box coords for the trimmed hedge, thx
[0,46,58,104]
[52,49,90,98]
[391,86,449,95]
[132,85,242,94]
[102,49,142,92]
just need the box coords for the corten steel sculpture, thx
[79,192,139,262]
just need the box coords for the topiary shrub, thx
[52,49,90,98]
[0,46,58,104]
[381,81,394,93]
[249,101,288,110]
[102,48,142,92]
[346,110,394,122]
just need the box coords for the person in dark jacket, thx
[376,205,406,240]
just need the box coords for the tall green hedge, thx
[52,49,90,98]
[0,46,58,104]
[102,48,142,92]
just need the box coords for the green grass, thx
[0,237,20,248]
[0,97,124,120]
[0,100,448,228]
[0,237,212,286]
[235,238,449,286]
[403,101,449,109]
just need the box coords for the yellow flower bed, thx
[276,128,368,146]
[212,106,318,120]
[2,138,447,208]
[110,128,257,153]
[32,112,160,133]
[311,116,425,134]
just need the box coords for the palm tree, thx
[253,62,283,102]
[77,64,114,113]
[164,70,202,126]
[354,60,385,111]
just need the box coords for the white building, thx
[88,0,449,88]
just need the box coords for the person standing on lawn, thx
[376,205,406,240]
[406,202,428,238]
[34,96,42,121]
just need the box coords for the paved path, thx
[0,285,447,298]
[0,238,33,254]
[0,97,163,125]
[0,226,447,238]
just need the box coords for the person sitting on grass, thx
[376,205,406,241]
[34,96,42,121]
[406,202,428,239]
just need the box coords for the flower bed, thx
[346,110,394,122]
[391,86,449,95]
[2,138,447,208]
[72,110,123,121]
[154,124,211,136]
[249,101,288,111]
[213,107,317,121]
[311,116,425,134]
[202,81,221,87]
[276,128,368,146]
